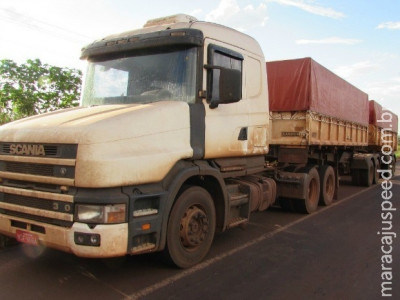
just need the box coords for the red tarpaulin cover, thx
[266,57,369,126]
[369,100,398,132]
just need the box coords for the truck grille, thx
[0,143,77,158]
[2,162,75,179]
[0,143,77,228]
[5,162,53,176]
[1,144,58,156]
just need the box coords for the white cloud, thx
[368,78,400,118]
[243,4,268,27]
[205,0,268,32]
[369,77,400,97]
[267,0,345,19]
[296,37,362,45]
[206,0,240,22]
[333,61,380,79]
[377,21,400,30]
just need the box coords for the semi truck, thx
[0,14,397,268]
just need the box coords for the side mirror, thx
[205,65,242,109]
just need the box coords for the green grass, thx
[396,145,400,158]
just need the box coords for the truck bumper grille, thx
[3,193,74,214]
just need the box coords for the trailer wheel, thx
[296,168,320,214]
[360,160,374,187]
[164,186,216,268]
[373,160,380,184]
[391,156,397,175]
[319,165,335,206]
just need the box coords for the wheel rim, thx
[179,205,209,250]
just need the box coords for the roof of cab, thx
[81,14,263,58]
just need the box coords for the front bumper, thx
[0,214,128,258]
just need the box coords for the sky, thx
[0,0,399,118]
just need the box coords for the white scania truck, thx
[0,15,397,268]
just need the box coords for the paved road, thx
[0,164,399,300]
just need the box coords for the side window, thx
[213,51,242,71]
[207,45,243,102]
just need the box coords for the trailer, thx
[368,100,398,151]
[266,58,382,209]
[267,58,369,147]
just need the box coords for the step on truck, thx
[0,14,397,268]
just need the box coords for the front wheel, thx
[164,186,216,268]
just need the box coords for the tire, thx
[319,165,335,206]
[164,186,216,268]
[360,160,374,187]
[373,159,380,184]
[391,156,397,175]
[296,168,320,214]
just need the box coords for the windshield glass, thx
[81,47,197,106]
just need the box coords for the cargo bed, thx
[267,58,369,147]
[270,111,368,146]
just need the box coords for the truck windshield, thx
[81,47,197,106]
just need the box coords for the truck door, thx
[203,43,250,158]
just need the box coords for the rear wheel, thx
[373,159,380,184]
[164,186,216,268]
[319,165,335,206]
[391,156,397,175]
[360,160,374,187]
[296,168,320,214]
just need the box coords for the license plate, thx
[16,230,39,246]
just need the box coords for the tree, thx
[0,59,82,124]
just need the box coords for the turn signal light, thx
[141,223,151,231]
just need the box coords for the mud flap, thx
[275,171,308,200]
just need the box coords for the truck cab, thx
[0,14,271,268]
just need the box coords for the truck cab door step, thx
[226,183,250,207]
[225,182,250,229]
[227,217,248,229]
[229,192,249,207]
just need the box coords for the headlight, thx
[75,204,126,224]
